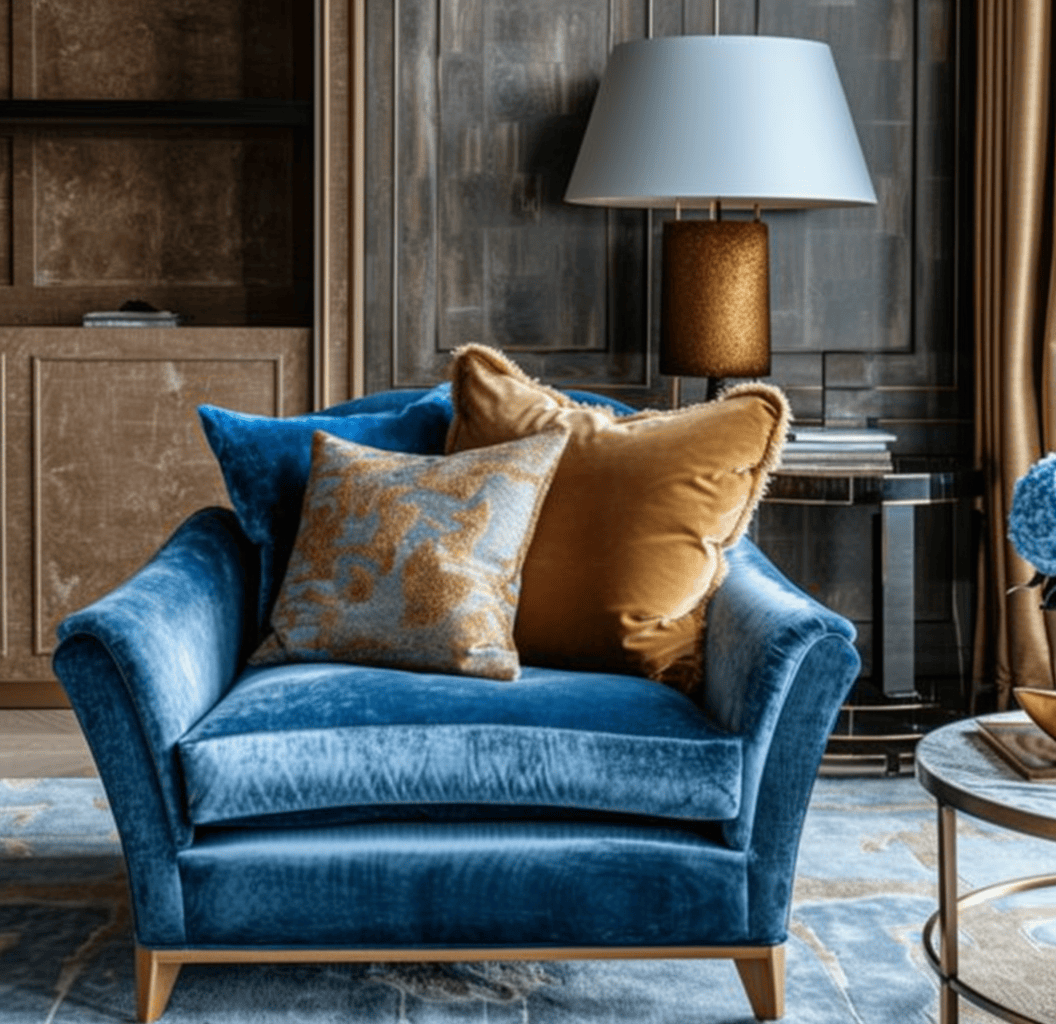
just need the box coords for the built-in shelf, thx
[0,99,311,128]
[0,0,349,710]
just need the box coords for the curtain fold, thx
[973,0,1056,707]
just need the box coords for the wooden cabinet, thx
[0,0,353,706]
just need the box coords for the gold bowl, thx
[1014,687,1056,740]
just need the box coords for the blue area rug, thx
[2,774,1055,1022]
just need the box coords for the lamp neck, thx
[674,203,760,221]
[713,0,720,35]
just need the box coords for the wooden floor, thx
[0,709,97,777]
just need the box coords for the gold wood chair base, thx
[135,948,182,1024]
[736,944,786,1020]
[135,942,786,1023]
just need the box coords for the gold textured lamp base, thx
[660,219,771,379]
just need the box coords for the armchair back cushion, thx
[198,384,630,630]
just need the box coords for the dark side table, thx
[761,467,980,771]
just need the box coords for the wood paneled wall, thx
[362,1,965,434]
[358,0,972,693]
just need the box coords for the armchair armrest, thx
[704,537,860,941]
[52,507,257,946]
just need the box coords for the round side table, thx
[915,713,1056,1024]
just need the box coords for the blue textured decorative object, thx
[1008,453,1056,606]
[53,385,861,1023]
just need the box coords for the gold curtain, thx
[974,0,1056,707]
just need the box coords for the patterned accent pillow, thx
[251,426,570,680]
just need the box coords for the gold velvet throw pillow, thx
[446,344,790,693]
[252,426,569,681]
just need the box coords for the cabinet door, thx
[0,327,311,707]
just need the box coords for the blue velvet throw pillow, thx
[198,387,452,623]
[250,426,570,680]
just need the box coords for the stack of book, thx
[779,425,896,474]
[83,309,182,328]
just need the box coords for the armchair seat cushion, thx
[177,664,742,827]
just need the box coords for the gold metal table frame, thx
[916,714,1056,1024]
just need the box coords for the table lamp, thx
[565,35,877,404]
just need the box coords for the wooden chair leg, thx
[734,945,785,1020]
[135,947,182,1023]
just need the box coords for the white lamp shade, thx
[565,35,877,210]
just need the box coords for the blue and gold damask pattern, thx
[252,427,569,680]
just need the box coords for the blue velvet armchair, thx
[52,387,860,1022]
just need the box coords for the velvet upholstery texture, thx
[322,383,632,418]
[177,664,742,826]
[252,428,569,680]
[178,821,748,948]
[53,502,858,952]
[447,344,791,692]
[52,383,860,1021]
[198,386,452,624]
[53,508,257,947]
